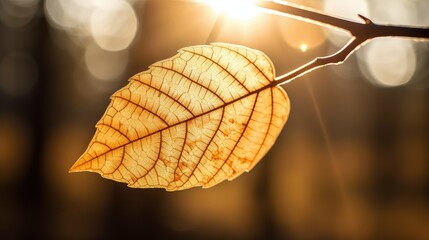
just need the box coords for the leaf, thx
[70,43,290,191]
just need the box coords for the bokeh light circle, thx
[84,47,129,81]
[358,38,416,87]
[90,1,138,51]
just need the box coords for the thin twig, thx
[256,0,429,85]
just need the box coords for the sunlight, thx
[203,0,260,20]
[278,17,326,52]
[299,43,308,52]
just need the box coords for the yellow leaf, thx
[70,43,290,191]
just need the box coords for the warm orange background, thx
[1,0,428,239]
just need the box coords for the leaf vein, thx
[207,93,259,183]
[182,49,251,93]
[112,95,169,126]
[131,78,195,117]
[179,108,224,188]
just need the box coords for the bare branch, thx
[269,38,366,86]
[256,0,429,85]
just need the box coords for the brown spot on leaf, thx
[179,161,189,169]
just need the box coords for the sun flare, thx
[300,43,308,52]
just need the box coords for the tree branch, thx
[256,0,429,85]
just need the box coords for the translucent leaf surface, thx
[70,43,290,191]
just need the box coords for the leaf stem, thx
[255,0,429,85]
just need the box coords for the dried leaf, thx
[70,43,290,191]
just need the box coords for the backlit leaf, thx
[70,43,290,191]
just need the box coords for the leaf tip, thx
[68,156,89,173]
[68,162,80,173]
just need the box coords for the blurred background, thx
[1,0,429,239]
